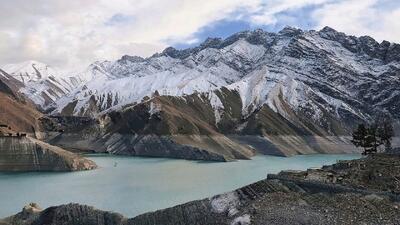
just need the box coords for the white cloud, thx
[249,0,330,25]
[313,0,400,43]
[0,0,260,70]
[0,0,399,71]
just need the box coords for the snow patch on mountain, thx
[149,102,161,116]
[3,60,57,83]
[221,39,265,62]
[207,92,224,124]
[54,66,234,116]
[227,66,276,116]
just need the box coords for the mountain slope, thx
[0,72,43,134]
[2,60,87,108]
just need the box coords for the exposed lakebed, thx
[0,154,360,218]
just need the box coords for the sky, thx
[1,0,400,70]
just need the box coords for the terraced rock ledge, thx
[0,136,97,172]
[2,154,400,225]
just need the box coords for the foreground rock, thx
[2,154,400,224]
[0,203,125,225]
[0,136,97,172]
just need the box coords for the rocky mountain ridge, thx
[50,26,400,123]
[1,26,399,160]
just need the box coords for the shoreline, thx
[4,153,396,224]
[0,153,359,219]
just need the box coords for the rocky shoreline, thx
[2,153,400,225]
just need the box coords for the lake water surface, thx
[0,154,360,218]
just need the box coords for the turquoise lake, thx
[0,154,360,218]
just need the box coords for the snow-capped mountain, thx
[4,27,399,160]
[53,26,399,125]
[1,60,87,108]
[16,26,398,160]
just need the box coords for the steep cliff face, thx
[0,137,96,172]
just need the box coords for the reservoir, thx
[0,154,360,218]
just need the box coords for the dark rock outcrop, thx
[0,203,124,225]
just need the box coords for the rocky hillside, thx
[3,154,400,224]
[0,73,43,134]
[46,89,356,161]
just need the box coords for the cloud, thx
[104,13,136,26]
[313,0,400,43]
[0,0,260,70]
[0,0,399,70]
[248,0,330,25]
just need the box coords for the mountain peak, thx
[2,60,49,74]
[159,46,193,59]
[2,60,56,83]
[319,26,338,34]
[118,55,145,63]
[200,37,223,49]
[1,59,86,108]
[278,26,303,36]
